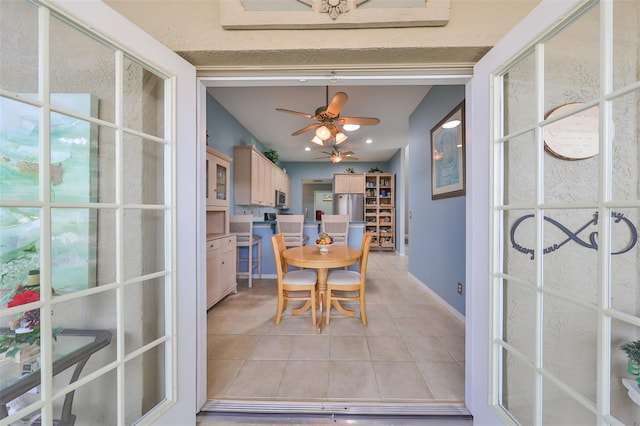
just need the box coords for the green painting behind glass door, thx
[0,93,98,293]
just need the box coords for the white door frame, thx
[467,1,586,424]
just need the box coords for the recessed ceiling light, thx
[365,139,373,144]
[442,119,461,129]
[343,124,360,132]
[305,147,311,151]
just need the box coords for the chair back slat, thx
[276,215,307,247]
[321,214,350,246]
[230,215,253,242]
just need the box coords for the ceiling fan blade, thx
[275,108,315,119]
[324,92,348,118]
[345,156,359,161]
[341,151,355,156]
[337,116,380,126]
[320,151,334,156]
[291,123,321,136]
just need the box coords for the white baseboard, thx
[407,272,465,325]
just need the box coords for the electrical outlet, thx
[457,282,463,294]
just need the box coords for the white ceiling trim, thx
[221,0,450,29]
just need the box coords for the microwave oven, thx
[275,190,286,207]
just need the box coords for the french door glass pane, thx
[60,369,117,424]
[610,208,640,317]
[500,347,535,426]
[503,132,536,205]
[123,57,166,139]
[123,278,166,355]
[611,90,640,202]
[0,97,41,201]
[543,128,599,204]
[610,317,640,424]
[123,133,166,205]
[504,209,536,279]
[0,207,40,290]
[0,0,39,99]
[123,209,166,280]
[51,208,101,292]
[541,209,599,305]
[613,1,640,91]
[502,53,536,137]
[50,16,115,124]
[542,376,596,425]
[542,294,598,403]
[49,111,98,202]
[502,279,536,361]
[124,343,166,425]
[543,4,600,110]
[50,292,117,382]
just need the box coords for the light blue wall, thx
[282,161,389,215]
[408,85,466,315]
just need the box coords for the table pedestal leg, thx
[316,268,328,333]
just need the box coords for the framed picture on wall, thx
[431,101,465,200]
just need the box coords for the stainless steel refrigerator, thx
[333,193,364,221]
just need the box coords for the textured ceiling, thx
[208,84,433,163]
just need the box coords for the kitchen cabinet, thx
[234,146,289,207]
[206,147,231,208]
[206,233,237,309]
[364,173,395,250]
[334,173,365,194]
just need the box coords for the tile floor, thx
[206,248,465,407]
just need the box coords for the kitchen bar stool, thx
[230,215,262,288]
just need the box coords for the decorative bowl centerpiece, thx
[315,232,334,253]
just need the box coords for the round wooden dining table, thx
[282,245,362,333]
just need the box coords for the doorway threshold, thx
[201,399,471,417]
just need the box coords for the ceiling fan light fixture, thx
[330,155,342,163]
[343,124,360,132]
[311,135,324,145]
[316,125,331,141]
[335,132,348,144]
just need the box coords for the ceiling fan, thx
[276,87,380,146]
[315,146,359,163]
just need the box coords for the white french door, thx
[0,1,196,424]
[469,0,640,424]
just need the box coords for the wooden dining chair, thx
[325,234,372,326]
[276,214,309,247]
[321,214,350,247]
[271,233,317,325]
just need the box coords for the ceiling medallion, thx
[320,0,349,20]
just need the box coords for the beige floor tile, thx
[402,335,457,362]
[428,316,465,337]
[330,335,371,361]
[367,335,413,361]
[438,335,466,362]
[373,361,433,400]
[207,334,226,356]
[417,361,465,401]
[327,361,380,399]
[393,318,436,336]
[326,317,366,335]
[363,316,398,336]
[276,360,330,399]
[210,334,259,360]
[205,249,466,406]
[224,360,288,399]
[207,358,244,398]
[289,335,331,360]
[248,335,294,360]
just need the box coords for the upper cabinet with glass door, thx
[206,147,231,208]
